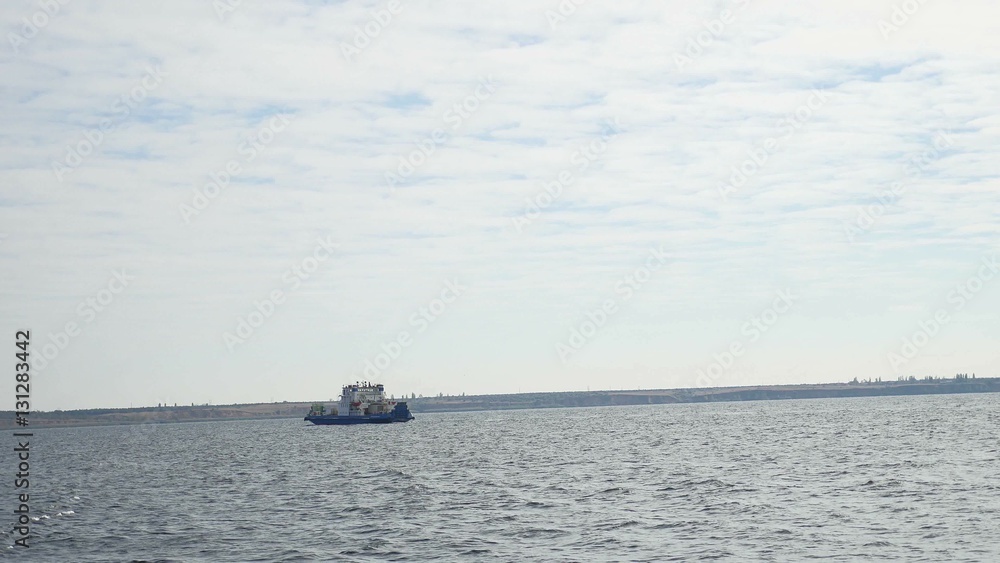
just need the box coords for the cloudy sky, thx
[2,0,998,410]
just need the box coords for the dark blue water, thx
[3,394,999,561]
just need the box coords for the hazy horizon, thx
[3,1,998,410]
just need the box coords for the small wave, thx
[681,478,731,488]
[515,528,571,539]
[596,519,640,531]
[651,521,696,530]
[584,486,631,498]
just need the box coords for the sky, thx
[1,0,998,410]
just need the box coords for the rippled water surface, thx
[3,394,999,561]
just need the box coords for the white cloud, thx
[1,0,998,409]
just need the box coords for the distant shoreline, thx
[3,377,997,429]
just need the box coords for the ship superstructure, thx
[305,381,414,425]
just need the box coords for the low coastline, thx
[4,377,997,429]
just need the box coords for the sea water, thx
[2,393,998,561]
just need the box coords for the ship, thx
[304,381,414,425]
